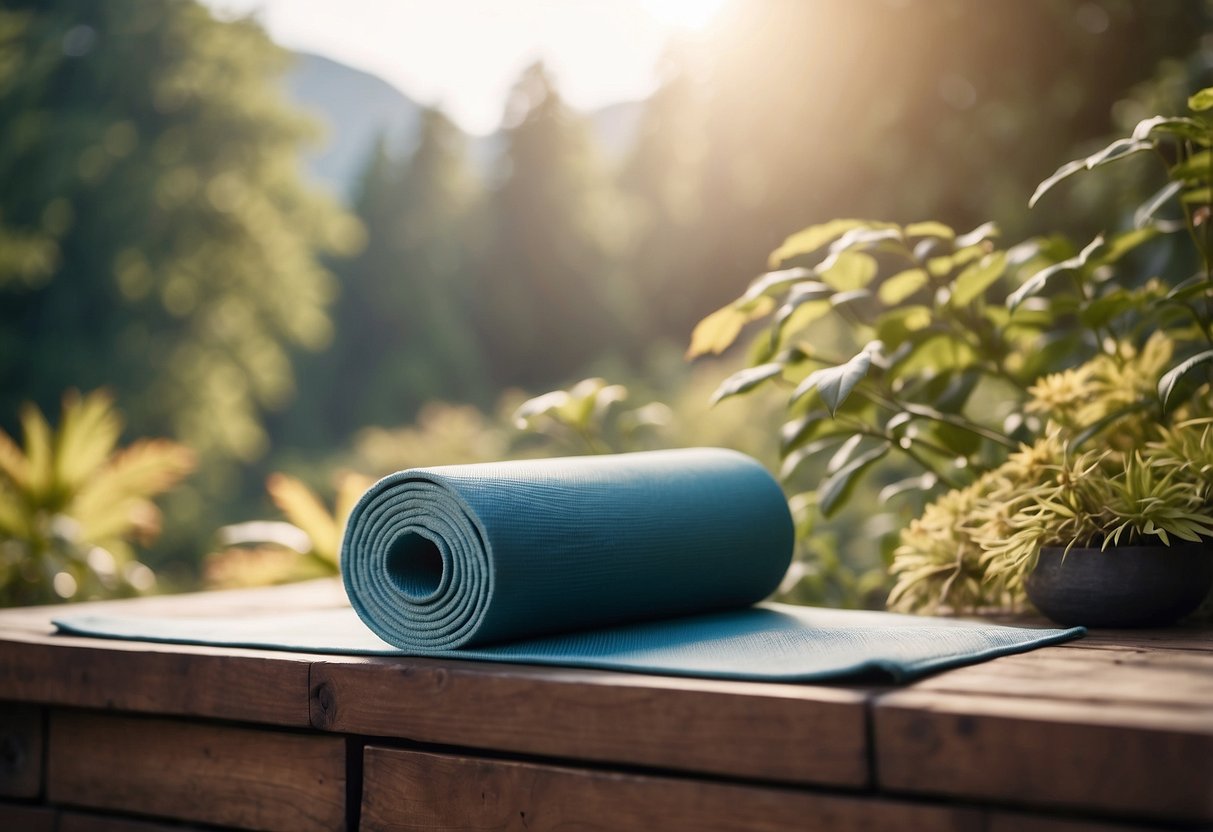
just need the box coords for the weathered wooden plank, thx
[906,645,1213,709]
[0,635,314,726]
[985,813,1181,832]
[0,581,348,726]
[361,746,983,832]
[0,801,56,832]
[312,657,870,788]
[874,691,1213,824]
[1060,626,1213,653]
[47,711,347,832]
[58,809,214,831]
[0,702,43,798]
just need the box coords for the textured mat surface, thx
[55,448,1083,681]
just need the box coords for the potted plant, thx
[889,337,1213,625]
[690,86,1213,625]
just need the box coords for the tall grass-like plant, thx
[0,391,194,605]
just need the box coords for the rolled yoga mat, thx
[342,447,793,651]
[54,448,1084,681]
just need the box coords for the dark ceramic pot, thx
[1025,544,1213,628]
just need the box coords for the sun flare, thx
[639,0,730,31]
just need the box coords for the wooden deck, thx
[0,579,1209,831]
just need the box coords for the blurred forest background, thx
[1,0,1209,604]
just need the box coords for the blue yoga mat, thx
[54,448,1083,681]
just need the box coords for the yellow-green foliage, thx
[206,471,372,589]
[0,391,194,606]
[888,338,1213,613]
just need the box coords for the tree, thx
[624,0,1208,340]
[617,50,710,343]
[282,107,489,446]
[0,1,359,464]
[472,62,631,389]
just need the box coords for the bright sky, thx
[202,0,730,135]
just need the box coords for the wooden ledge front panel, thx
[361,746,983,832]
[0,702,44,798]
[0,637,314,727]
[0,802,56,832]
[312,658,869,787]
[874,691,1213,824]
[47,711,346,831]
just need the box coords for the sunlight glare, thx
[639,0,730,31]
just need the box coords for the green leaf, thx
[1098,226,1160,264]
[710,362,784,404]
[687,299,770,358]
[934,370,981,413]
[767,219,885,267]
[779,410,831,454]
[877,472,939,503]
[875,305,933,349]
[1170,150,1212,181]
[740,267,814,303]
[903,221,954,240]
[1030,139,1154,208]
[950,251,1007,307]
[933,421,981,456]
[1080,289,1136,329]
[1029,158,1085,208]
[790,348,873,415]
[829,289,878,323]
[1182,186,1212,205]
[1086,136,1155,167]
[780,434,849,480]
[878,268,928,305]
[818,445,889,518]
[927,244,984,277]
[1159,350,1213,409]
[1165,274,1213,303]
[1188,87,1213,112]
[1134,180,1183,229]
[827,226,903,256]
[825,433,864,474]
[772,282,833,347]
[1132,115,1208,142]
[892,333,977,375]
[954,221,999,248]
[820,251,878,291]
[1008,234,1104,311]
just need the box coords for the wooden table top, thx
[1,580,1210,829]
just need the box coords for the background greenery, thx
[1,0,1208,604]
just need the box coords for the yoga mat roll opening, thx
[341,447,796,652]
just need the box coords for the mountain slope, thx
[282,52,643,200]
[283,52,422,198]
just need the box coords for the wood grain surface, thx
[875,690,1213,824]
[0,801,56,832]
[0,702,43,798]
[313,656,870,787]
[0,580,1210,829]
[0,581,345,727]
[360,746,982,832]
[47,711,347,832]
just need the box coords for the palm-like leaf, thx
[0,427,29,491]
[54,390,122,492]
[72,439,195,542]
[267,473,340,565]
[19,403,54,501]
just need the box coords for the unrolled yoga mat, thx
[54,448,1084,682]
